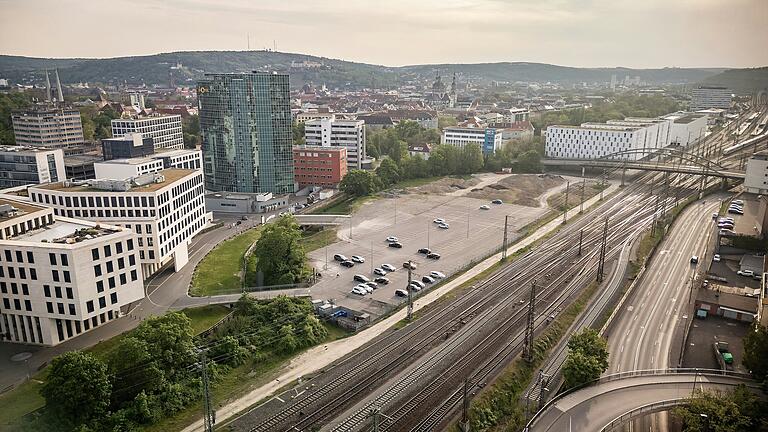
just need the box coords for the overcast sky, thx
[1,0,767,68]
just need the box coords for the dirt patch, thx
[466,174,565,207]
[405,176,482,195]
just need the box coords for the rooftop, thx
[97,157,159,166]
[551,124,641,131]
[0,198,48,223]
[13,220,120,244]
[0,145,61,155]
[37,168,196,193]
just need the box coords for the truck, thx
[713,341,734,371]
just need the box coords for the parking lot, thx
[682,315,750,373]
[306,193,549,316]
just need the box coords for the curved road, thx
[527,371,759,432]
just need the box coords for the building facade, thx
[304,118,366,170]
[691,86,732,110]
[12,107,84,148]
[0,199,144,346]
[293,146,348,188]
[102,133,155,160]
[661,112,709,147]
[545,124,648,160]
[198,72,295,194]
[93,149,202,179]
[441,127,503,154]
[745,152,768,195]
[111,115,184,150]
[29,169,208,276]
[0,146,66,188]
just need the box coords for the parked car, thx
[719,229,735,236]
[351,255,365,263]
[438,223,449,229]
[738,269,755,277]
[340,260,355,268]
[334,254,348,262]
[491,199,503,205]
[728,208,744,215]
[381,263,396,272]
[353,274,370,283]
[409,283,422,292]
[480,205,491,210]
[386,236,399,243]
[418,247,432,255]
[422,275,435,284]
[410,280,426,289]
[374,277,390,285]
[364,281,379,289]
[395,289,408,297]
[388,242,403,249]
[403,261,418,270]
[433,218,446,224]
[361,284,374,293]
[713,254,721,262]
[732,199,744,206]
[430,271,446,279]
[351,286,367,296]
[373,268,387,276]
[427,252,441,260]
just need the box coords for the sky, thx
[1,0,767,69]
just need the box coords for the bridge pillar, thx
[620,168,626,187]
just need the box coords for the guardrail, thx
[600,398,684,431]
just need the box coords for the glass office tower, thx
[197,72,295,194]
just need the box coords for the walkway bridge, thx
[524,369,760,432]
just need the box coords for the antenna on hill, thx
[247,33,250,50]
[273,39,277,52]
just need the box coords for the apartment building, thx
[691,86,732,110]
[293,146,348,188]
[0,146,66,188]
[304,118,366,170]
[441,127,503,154]
[28,169,208,276]
[111,115,184,150]
[0,199,144,346]
[12,107,84,148]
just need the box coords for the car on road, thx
[351,286,367,296]
[388,242,403,249]
[381,263,396,272]
[738,269,755,277]
[417,247,432,254]
[433,218,446,224]
[410,280,426,289]
[364,281,379,289]
[430,271,446,279]
[438,223,449,229]
[690,256,699,264]
[386,236,399,243]
[373,268,387,276]
[351,255,365,263]
[479,205,490,210]
[374,277,390,285]
[395,289,408,297]
[713,254,721,262]
[711,212,718,219]
[340,260,355,268]
[427,252,441,260]
[353,274,370,283]
[422,275,435,284]
[719,229,735,236]
[403,261,418,270]
[491,199,503,205]
[334,254,348,262]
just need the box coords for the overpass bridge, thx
[524,369,760,432]
[542,148,746,180]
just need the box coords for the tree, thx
[339,169,379,196]
[278,324,299,353]
[292,122,305,145]
[562,328,609,389]
[252,215,309,285]
[461,144,484,174]
[516,150,541,173]
[208,336,249,366]
[743,324,768,381]
[182,114,200,148]
[131,312,196,378]
[672,386,766,432]
[376,157,401,186]
[41,351,112,428]
[107,337,165,405]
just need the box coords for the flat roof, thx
[38,168,196,193]
[698,289,757,314]
[97,157,159,166]
[0,198,48,223]
[551,124,640,131]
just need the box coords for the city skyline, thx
[1,0,767,69]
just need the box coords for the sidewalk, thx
[181,181,621,432]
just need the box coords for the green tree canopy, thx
[516,150,542,173]
[340,169,379,196]
[743,324,768,381]
[375,157,401,186]
[132,312,196,377]
[562,328,609,389]
[107,336,165,405]
[672,386,766,432]
[41,351,112,428]
[252,215,309,285]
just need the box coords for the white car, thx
[386,236,399,243]
[351,286,367,296]
[738,269,755,277]
[410,280,426,289]
[381,263,396,272]
[430,271,446,279]
[373,267,387,276]
[355,283,374,293]
[351,255,365,263]
[433,218,446,224]
[438,223,449,229]
[713,254,721,262]
[479,205,490,210]
[732,199,744,206]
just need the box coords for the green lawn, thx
[311,195,375,215]
[300,228,338,253]
[190,227,263,296]
[390,176,441,189]
[183,305,232,334]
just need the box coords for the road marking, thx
[275,396,285,403]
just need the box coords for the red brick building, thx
[293,146,348,188]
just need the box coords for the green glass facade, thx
[198,72,295,194]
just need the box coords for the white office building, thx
[441,127,503,154]
[111,115,184,150]
[745,152,768,195]
[604,118,671,150]
[660,112,709,147]
[0,146,66,188]
[28,169,209,277]
[93,149,202,179]
[0,199,144,346]
[545,124,650,160]
[691,86,732,110]
[304,118,366,170]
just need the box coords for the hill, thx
[0,51,737,90]
[701,67,768,93]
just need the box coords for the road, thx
[605,194,722,431]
